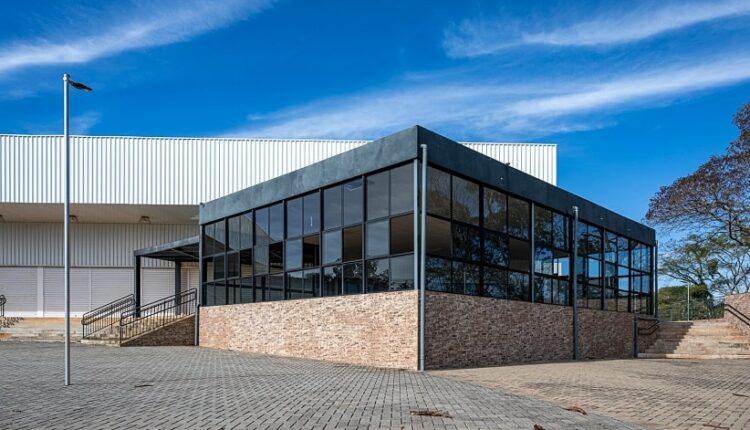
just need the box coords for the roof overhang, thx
[134,236,200,263]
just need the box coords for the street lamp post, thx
[63,73,92,386]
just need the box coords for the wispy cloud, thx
[71,111,102,135]
[227,52,750,140]
[0,0,273,75]
[444,0,750,57]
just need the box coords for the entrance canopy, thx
[134,236,200,263]
[133,236,200,308]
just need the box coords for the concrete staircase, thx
[0,317,83,342]
[640,320,750,359]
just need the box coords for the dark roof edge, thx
[199,126,419,224]
[417,126,655,245]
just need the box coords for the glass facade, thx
[201,163,415,305]
[201,162,654,315]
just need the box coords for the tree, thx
[661,235,750,295]
[647,103,750,247]
[647,102,750,295]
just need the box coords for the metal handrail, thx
[0,294,5,317]
[662,298,724,321]
[638,316,660,336]
[81,294,135,338]
[119,289,197,344]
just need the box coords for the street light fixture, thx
[63,73,92,386]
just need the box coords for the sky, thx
[1,0,749,226]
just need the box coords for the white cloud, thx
[444,0,750,57]
[0,0,273,75]
[71,111,102,135]
[227,52,750,140]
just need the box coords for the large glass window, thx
[228,216,241,251]
[343,225,362,261]
[285,239,302,271]
[240,212,253,249]
[303,192,320,234]
[451,261,480,295]
[427,167,451,218]
[255,207,270,246]
[366,258,390,293]
[286,197,303,238]
[322,266,342,296]
[343,262,363,294]
[390,164,413,215]
[484,188,507,233]
[390,255,414,290]
[322,230,342,264]
[269,242,283,273]
[508,197,529,239]
[452,176,480,225]
[426,216,451,258]
[324,185,342,230]
[303,235,320,267]
[367,171,389,220]
[390,214,413,255]
[453,224,481,262]
[366,220,389,258]
[426,257,451,292]
[343,179,363,225]
[269,203,284,242]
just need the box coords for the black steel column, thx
[175,261,182,315]
[134,255,142,317]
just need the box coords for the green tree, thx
[647,103,750,295]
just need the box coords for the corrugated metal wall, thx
[0,266,199,317]
[0,223,197,267]
[0,135,557,205]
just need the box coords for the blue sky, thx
[1,0,750,226]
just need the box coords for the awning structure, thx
[133,236,199,308]
[134,236,200,263]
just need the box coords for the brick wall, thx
[199,290,419,369]
[424,291,637,369]
[122,316,195,347]
[724,293,750,337]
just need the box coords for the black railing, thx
[0,294,6,317]
[661,298,724,321]
[81,294,135,339]
[119,289,197,344]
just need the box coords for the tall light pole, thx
[63,73,92,386]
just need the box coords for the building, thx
[196,126,655,370]
[0,132,555,317]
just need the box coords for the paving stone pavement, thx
[433,359,750,430]
[0,342,643,430]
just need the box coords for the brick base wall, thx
[199,290,419,369]
[122,316,195,347]
[424,292,636,369]
[724,293,750,337]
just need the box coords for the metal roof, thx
[0,133,557,207]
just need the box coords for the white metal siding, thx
[0,223,197,267]
[0,135,557,206]
[90,269,133,309]
[0,268,36,313]
[141,268,174,305]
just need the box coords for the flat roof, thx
[200,126,655,245]
[134,236,200,263]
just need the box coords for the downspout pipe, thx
[419,144,427,371]
[572,206,579,360]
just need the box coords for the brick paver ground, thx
[0,342,641,430]
[434,359,750,430]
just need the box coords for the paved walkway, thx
[434,359,750,430]
[0,342,640,430]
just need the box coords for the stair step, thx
[640,353,750,359]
